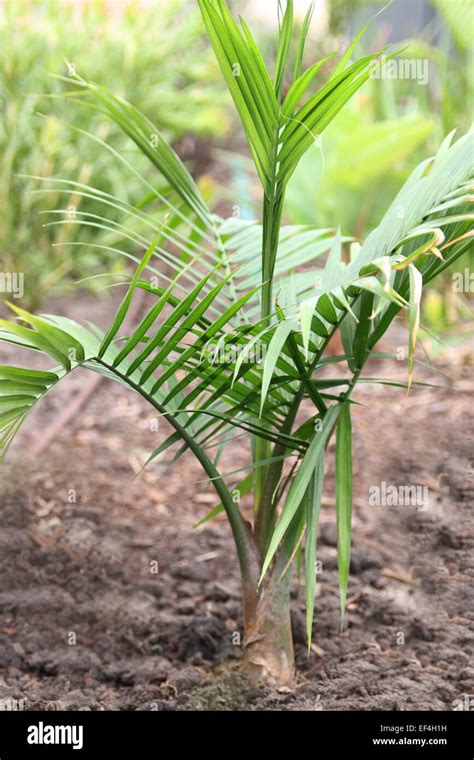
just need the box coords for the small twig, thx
[30,373,103,458]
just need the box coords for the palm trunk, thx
[242,568,294,685]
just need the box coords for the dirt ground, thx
[0,294,472,711]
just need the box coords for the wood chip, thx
[382,567,418,585]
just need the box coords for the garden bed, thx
[0,295,472,711]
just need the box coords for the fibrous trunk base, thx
[242,573,294,686]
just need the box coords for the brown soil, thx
[0,295,472,711]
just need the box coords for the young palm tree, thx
[1,1,472,684]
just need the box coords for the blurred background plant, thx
[1,0,229,307]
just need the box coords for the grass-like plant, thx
[1,0,228,305]
[0,1,472,684]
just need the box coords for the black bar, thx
[0,710,471,758]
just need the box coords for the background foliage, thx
[0,0,228,305]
